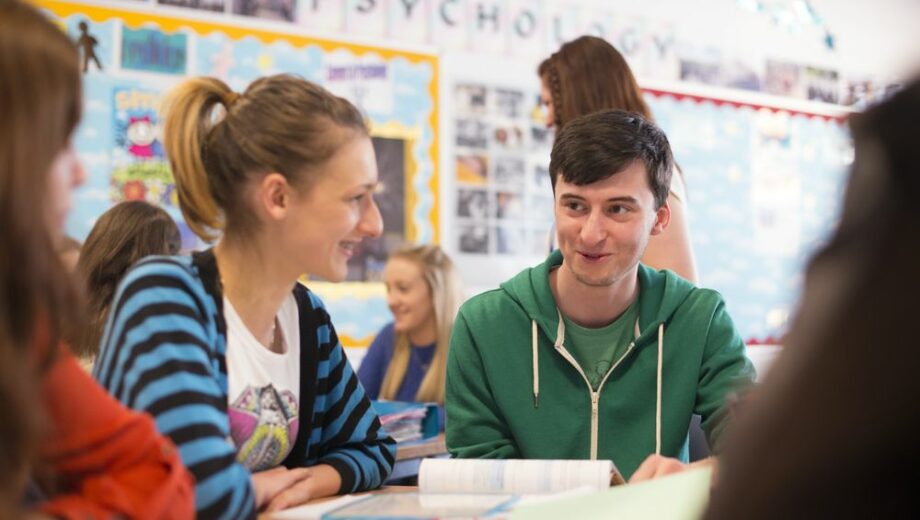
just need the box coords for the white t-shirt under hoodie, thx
[224,294,301,471]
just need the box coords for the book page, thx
[418,459,615,495]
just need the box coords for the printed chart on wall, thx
[40,0,437,349]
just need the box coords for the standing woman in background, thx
[93,72,395,517]
[0,1,194,517]
[538,35,698,283]
[72,200,181,365]
[358,244,463,406]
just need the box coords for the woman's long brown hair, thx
[0,0,84,512]
[538,35,651,129]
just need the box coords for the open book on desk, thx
[419,458,625,494]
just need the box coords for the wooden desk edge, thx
[394,433,447,461]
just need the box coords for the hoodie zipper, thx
[554,342,637,459]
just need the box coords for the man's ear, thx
[650,200,671,236]
[259,173,290,222]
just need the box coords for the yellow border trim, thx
[339,333,376,349]
[368,121,420,242]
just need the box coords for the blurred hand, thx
[629,455,714,483]
[266,464,342,513]
[251,466,311,510]
[630,454,686,483]
[264,471,315,512]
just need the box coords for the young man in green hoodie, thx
[445,110,755,481]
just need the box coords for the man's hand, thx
[251,466,311,510]
[629,455,714,483]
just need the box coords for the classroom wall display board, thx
[40,0,438,349]
[647,89,851,343]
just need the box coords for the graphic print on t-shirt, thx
[229,383,300,470]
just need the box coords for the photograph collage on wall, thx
[454,83,555,257]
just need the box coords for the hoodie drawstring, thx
[530,316,667,457]
[656,323,664,455]
[532,320,539,408]
[531,315,565,409]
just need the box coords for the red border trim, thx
[643,87,850,123]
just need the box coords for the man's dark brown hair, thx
[549,110,673,209]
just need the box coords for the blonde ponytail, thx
[161,77,231,241]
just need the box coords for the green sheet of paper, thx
[511,466,713,520]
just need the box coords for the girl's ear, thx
[259,173,290,221]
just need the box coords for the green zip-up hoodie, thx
[446,250,755,479]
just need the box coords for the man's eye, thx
[564,201,583,211]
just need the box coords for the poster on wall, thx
[41,0,438,349]
[110,87,178,231]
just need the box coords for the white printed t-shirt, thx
[225,294,301,471]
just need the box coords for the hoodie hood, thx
[500,249,695,348]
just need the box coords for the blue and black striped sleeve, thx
[92,259,255,520]
[305,293,396,493]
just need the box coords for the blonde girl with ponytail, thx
[358,244,463,408]
[93,74,396,517]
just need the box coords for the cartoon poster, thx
[110,87,174,205]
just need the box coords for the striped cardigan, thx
[93,250,395,519]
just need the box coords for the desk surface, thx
[395,433,446,461]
